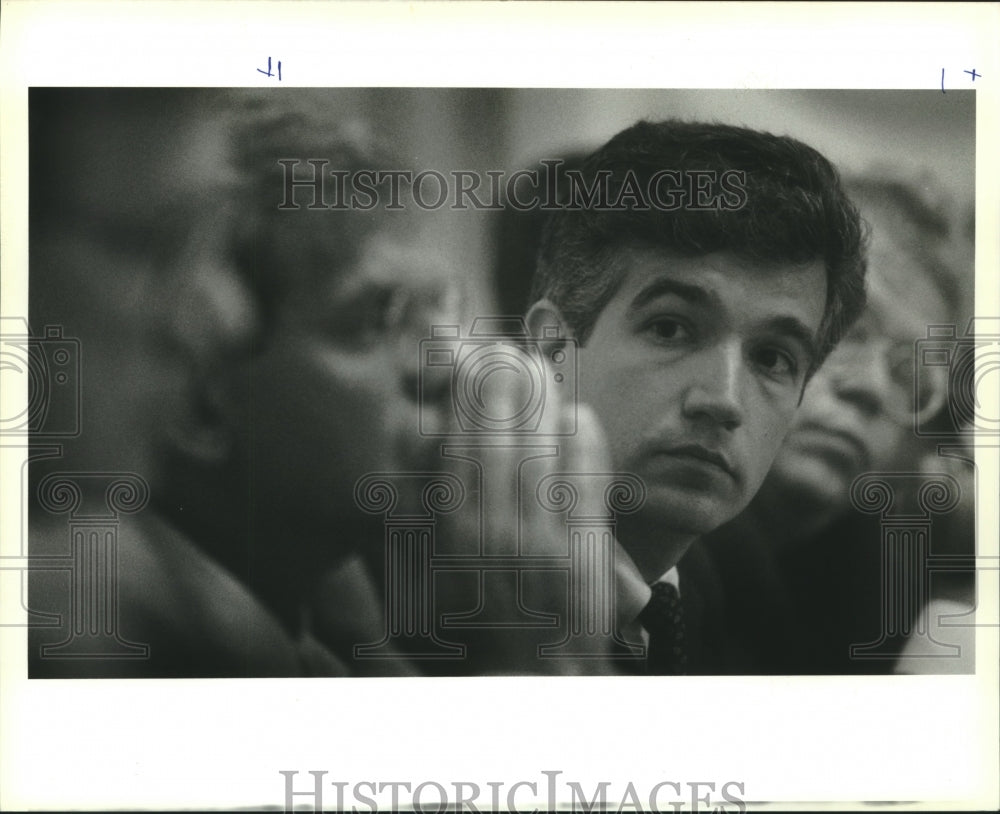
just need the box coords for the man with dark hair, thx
[526,119,868,671]
[531,121,867,362]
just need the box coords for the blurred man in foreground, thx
[27,91,431,675]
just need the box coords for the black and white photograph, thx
[21,85,980,682]
[2,3,997,812]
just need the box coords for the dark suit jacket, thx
[704,510,905,675]
[676,539,733,674]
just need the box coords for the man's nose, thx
[680,342,745,430]
[401,344,455,436]
[402,346,448,404]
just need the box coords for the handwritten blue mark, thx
[942,67,983,93]
[257,57,281,81]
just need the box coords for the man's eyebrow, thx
[630,278,819,354]
[341,276,447,302]
[628,276,820,361]
[628,278,712,313]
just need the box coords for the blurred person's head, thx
[153,94,456,604]
[758,174,963,532]
[527,120,867,578]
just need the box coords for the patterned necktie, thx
[639,581,688,675]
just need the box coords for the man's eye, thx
[754,346,797,378]
[320,289,400,347]
[366,289,397,331]
[646,318,691,342]
[355,287,410,340]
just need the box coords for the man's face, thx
[765,214,949,511]
[230,228,453,548]
[576,246,827,545]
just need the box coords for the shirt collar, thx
[655,565,681,598]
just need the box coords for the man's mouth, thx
[653,443,738,481]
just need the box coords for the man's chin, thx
[637,483,739,538]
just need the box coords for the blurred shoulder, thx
[29,511,311,677]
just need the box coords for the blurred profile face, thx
[575,245,826,563]
[765,206,950,511]
[228,225,453,546]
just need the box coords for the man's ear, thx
[526,298,575,359]
[160,351,238,468]
[158,250,256,469]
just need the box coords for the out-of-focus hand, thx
[309,554,422,676]
[432,348,648,675]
